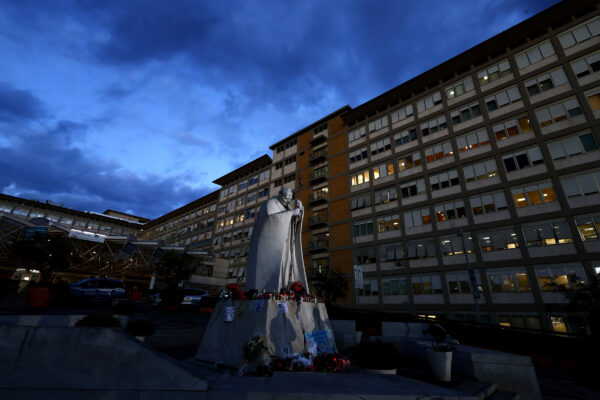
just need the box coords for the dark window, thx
[516,154,530,169]
[503,158,517,172]
[580,133,598,152]
[487,99,498,111]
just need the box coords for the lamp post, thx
[457,228,481,323]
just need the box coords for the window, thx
[382,276,408,295]
[394,127,418,147]
[245,207,256,220]
[435,200,466,222]
[274,162,283,170]
[404,207,431,228]
[351,193,372,210]
[446,76,475,100]
[376,214,401,232]
[353,220,374,237]
[258,187,269,198]
[372,162,394,180]
[450,102,482,125]
[416,91,442,113]
[283,156,296,166]
[424,141,453,163]
[249,175,259,185]
[522,220,573,247]
[447,271,477,294]
[440,233,473,255]
[429,169,460,191]
[314,123,327,136]
[247,192,257,202]
[412,274,442,294]
[285,138,297,149]
[235,212,245,223]
[276,145,285,154]
[478,59,511,86]
[379,244,404,262]
[391,104,414,123]
[349,147,368,164]
[535,97,584,128]
[515,40,555,69]
[400,179,426,199]
[236,196,246,207]
[574,214,600,241]
[456,128,490,152]
[420,114,447,136]
[398,151,422,171]
[374,186,397,204]
[371,138,391,155]
[493,115,531,141]
[355,247,376,264]
[478,227,520,252]
[571,51,600,78]
[274,179,282,187]
[502,146,544,172]
[351,169,370,186]
[558,16,600,49]
[463,159,498,183]
[548,131,599,161]
[469,191,508,215]
[525,68,569,96]
[536,264,587,292]
[283,174,295,184]
[511,181,556,208]
[561,169,600,198]
[359,279,379,296]
[369,116,388,132]
[488,269,531,293]
[586,87,600,111]
[407,239,436,260]
[485,86,521,111]
[310,257,329,274]
[348,126,367,143]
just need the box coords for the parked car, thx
[70,278,127,305]
[180,288,210,306]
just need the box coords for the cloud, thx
[0,83,46,122]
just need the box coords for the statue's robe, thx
[245,197,308,293]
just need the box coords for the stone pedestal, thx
[196,299,336,367]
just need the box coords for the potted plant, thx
[423,323,459,382]
[355,339,398,374]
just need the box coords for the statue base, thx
[196,299,337,368]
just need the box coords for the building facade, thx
[324,1,600,333]
[2,1,599,333]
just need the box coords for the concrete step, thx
[487,390,520,400]
[454,379,497,400]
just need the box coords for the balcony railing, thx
[309,191,328,204]
[307,239,329,252]
[309,168,328,184]
[308,214,328,227]
[309,147,328,164]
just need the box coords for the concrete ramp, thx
[0,326,207,398]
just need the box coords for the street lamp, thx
[457,228,481,323]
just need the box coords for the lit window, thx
[511,181,556,207]
[478,59,511,86]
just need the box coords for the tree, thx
[310,268,349,303]
[11,232,72,285]
[155,251,196,290]
[551,273,600,337]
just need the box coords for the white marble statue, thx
[245,187,309,293]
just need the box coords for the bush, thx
[125,319,156,337]
[75,313,122,328]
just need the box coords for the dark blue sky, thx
[0,0,560,219]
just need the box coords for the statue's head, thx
[278,188,293,206]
